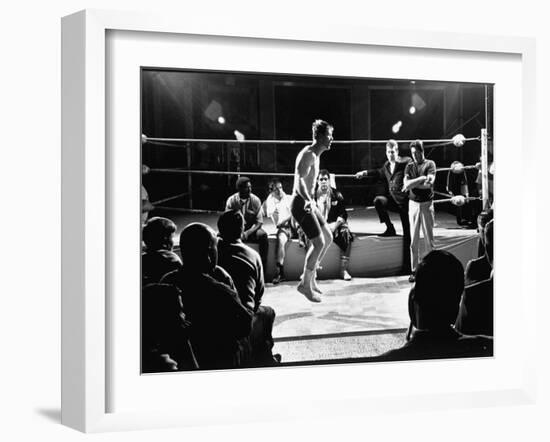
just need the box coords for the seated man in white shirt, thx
[263,178,294,284]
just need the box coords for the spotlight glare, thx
[217,116,226,124]
[409,106,416,115]
[392,121,402,134]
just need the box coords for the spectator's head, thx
[269,178,284,198]
[317,169,331,193]
[236,176,252,199]
[409,250,465,330]
[484,219,494,267]
[312,119,334,150]
[142,283,188,351]
[179,223,218,273]
[142,217,177,251]
[217,210,245,242]
[386,139,400,162]
[477,209,493,244]
[409,139,425,164]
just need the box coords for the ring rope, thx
[150,165,478,178]
[433,196,481,204]
[434,190,454,199]
[150,171,479,213]
[151,168,294,177]
[154,197,481,215]
[144,136,480,146]
[151,191,191,206]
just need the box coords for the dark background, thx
[141,69,493,211]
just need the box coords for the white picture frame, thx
[61,9,537,433]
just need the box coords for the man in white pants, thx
[403,140,436,283]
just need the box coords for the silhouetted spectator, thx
[217,210,280,366]
[142,283,198,373]
[375,250,493,361]
[225,176,269,270]
[455,220,494,336]
[161,223,253,370]
[142,217,182,284]
[465,209,493,286]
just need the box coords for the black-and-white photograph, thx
[140,68,494,373]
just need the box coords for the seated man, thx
[217,210,279,366]
[375,250,493,362]
[315,169,354,281]
[161,223,253,370]
[465,209,493,286]
[142,216,182,284]
[142,283,198,373]
[455,219,494,336]
[263,178,294,283]
[225,176,268,270]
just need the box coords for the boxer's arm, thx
[296,152,315,203]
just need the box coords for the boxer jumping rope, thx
[290,119,334,302]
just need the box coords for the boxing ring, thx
[142,130,490,282]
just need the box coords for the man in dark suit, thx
[355,139,412,272]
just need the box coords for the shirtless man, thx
[290,119,334,302]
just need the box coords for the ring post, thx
[481,128,489,209]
